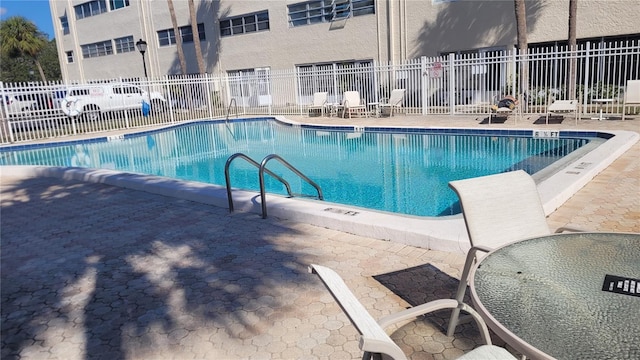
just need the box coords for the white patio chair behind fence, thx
[546,97,579,124]
[488,94,522,124]
[341,91,367,118]
[446,170,583,337]
[622,79,640,121]
[309,264,517,360]
[380,89,406,117]
[308,92,328,117]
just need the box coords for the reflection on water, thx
[0,120,591,217]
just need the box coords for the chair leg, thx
[447,247,484,337]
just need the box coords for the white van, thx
[61,83,166,121]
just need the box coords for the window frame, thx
[114,36,135,54]
[74,0,108,20]
[287,0,374,27]
[220,11,270,37]
[157,23,206,47]
[109,0,130,11]
[60,15,70,35]
[81,40,114,59]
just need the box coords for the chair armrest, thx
[378,300,493,345]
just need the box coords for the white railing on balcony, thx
[1,39,638,144]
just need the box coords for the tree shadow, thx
[1,175,308,359]
[412,1,545,57]
[166,1,229,75]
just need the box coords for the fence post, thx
[420,56,428,115]
[448,53,455,115]
[0,82,16,143]
[511,47,517,96]
[582,42,591,115]
[205,73,214,119]
[164,75,175,123]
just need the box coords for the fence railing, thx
[1,39,639,144]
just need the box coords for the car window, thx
[69,89,90,96]
[53,89,67,99]
[114,85,142,95]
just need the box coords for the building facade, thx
[50,0,640,82]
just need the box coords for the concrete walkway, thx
[1,115,639,359]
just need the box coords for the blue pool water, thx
[1,119,595,216]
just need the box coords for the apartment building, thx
[50,0,639,82]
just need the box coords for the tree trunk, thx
[188,0,206,74]
[514,0,528,109]
[568,0,578,99]
[34,59,46,82]
[167,0,187,74]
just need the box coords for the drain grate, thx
[324,207,359,216]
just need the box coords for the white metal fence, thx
[1,39,638,144]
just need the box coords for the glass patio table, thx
[469,232,640,360]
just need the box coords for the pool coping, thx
[2,117,638,253]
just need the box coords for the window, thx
[113,85,142,95]
[220,11,269,37]
[157,23,205,46]
[109,0,129,10]
[227,68,271,102]
[287,0,374,27]
[81,40,113,58]
[114,36,135,53]
[297,60,373,98]
[60,15,69,35]
[66,51,74,63]
[74,0,107,19]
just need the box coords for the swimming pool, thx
[0,118,605,216]
[2,117,637,251]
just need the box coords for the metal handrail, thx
[225,153,293,212]
[225,98,237,138]
[225,153,324,218]
[259,154,324,219]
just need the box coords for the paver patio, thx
[1,115,638,359]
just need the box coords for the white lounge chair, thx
[308,92,328,117]
[546,98,579,124]
[487,95,521,124]
[309,264,517,360]
[622,79,640,121]
[379,89,406,117]
[446,170,583,337]
[341,91,367,118]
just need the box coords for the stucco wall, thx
[406,0,640,57]
[50,0,639,82]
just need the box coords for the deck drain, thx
[573,162,593,170]
[324,207,359,216]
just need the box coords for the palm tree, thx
[188,0,206,74]
[0,16,47,81]
[514,0,528,108]
[567,0,578,99]
[167,0,187,74]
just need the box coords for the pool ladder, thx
[225,99,238,139]
[225,153,324,219]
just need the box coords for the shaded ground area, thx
[1,175,496,360]
[1,114,638,359]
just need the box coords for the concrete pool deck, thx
[1,115,639,359]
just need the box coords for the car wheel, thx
[82,105,101,122]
